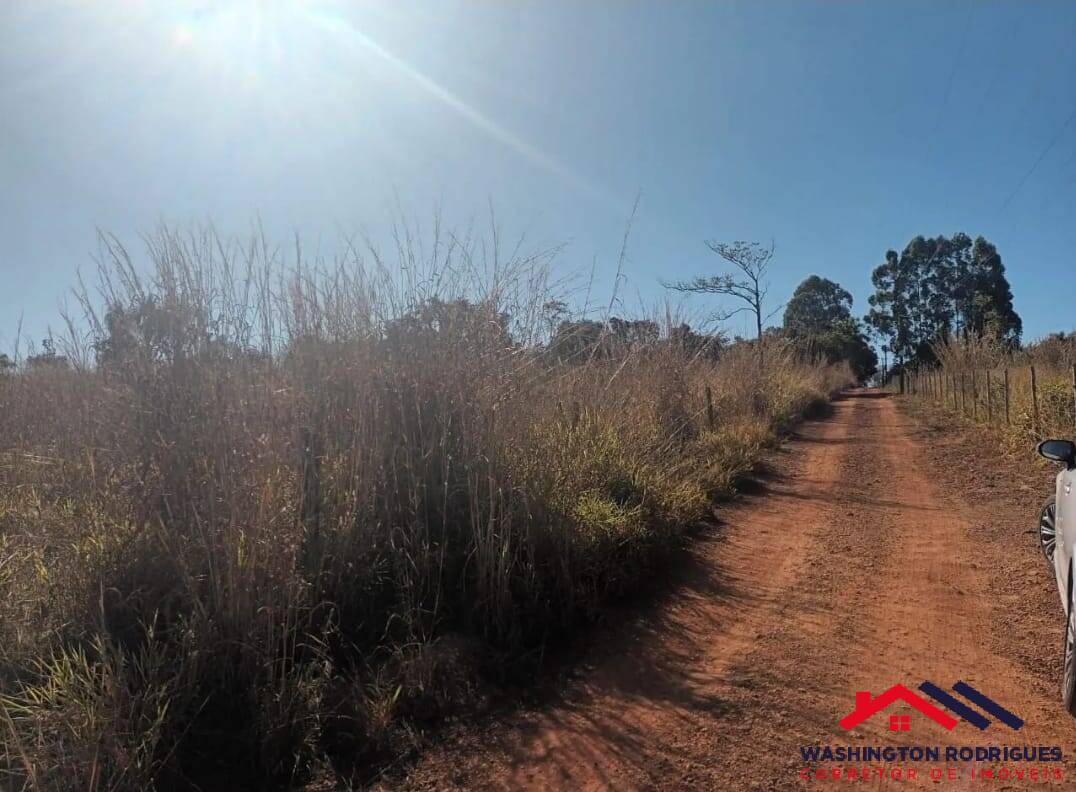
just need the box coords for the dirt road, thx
[402,391,1076,790]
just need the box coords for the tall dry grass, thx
[0,225,850,790]
[917,334,1076,449]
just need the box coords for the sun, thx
[153,0,605,201]
[167,1,303,86]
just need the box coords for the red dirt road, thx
[402,391,1076,790]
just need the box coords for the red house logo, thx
[840,684,958,731]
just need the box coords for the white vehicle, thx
[1037,438,1076,715]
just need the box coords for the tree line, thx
[865,233,1021,370]
[664,239,878,382]
[664,231,1023,384]
[1,232,1024,385]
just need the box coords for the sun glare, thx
[166,1,302,87]
[154,0,609,203]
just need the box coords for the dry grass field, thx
[0,227,851,790]
[904,332,1076,452]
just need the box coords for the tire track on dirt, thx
[402,392,856,790]
[839,395,1076,790]
[402,392,1076,791]
[699,390,902,789]
[719,393,1076,790]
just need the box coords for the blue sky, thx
[3,0,1076,353]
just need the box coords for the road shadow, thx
[397,402,851,789]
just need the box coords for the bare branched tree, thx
[663,240,776,361]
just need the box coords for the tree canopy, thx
[865,233,1021,366]
[783,275,876,383]
[783,276,854,336]
[548,317,722,363]
[663,240,775,357]
[25,338,69,370]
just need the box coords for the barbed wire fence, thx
[887,363,1076,442]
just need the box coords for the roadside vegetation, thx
[0,225,853,790]
[858,230,1074,455]
[864,232,1022,365]
[901,332,1076,454]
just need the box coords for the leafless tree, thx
[663,240,777,362]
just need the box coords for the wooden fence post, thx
[986,370,993,422]
[705,385,715,429]
[971,370,978,420]
[299,427,322,537]
[1004,368,1010,425]
[1031,366,1040,436]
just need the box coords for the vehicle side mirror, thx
[1037,439,1076,468]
